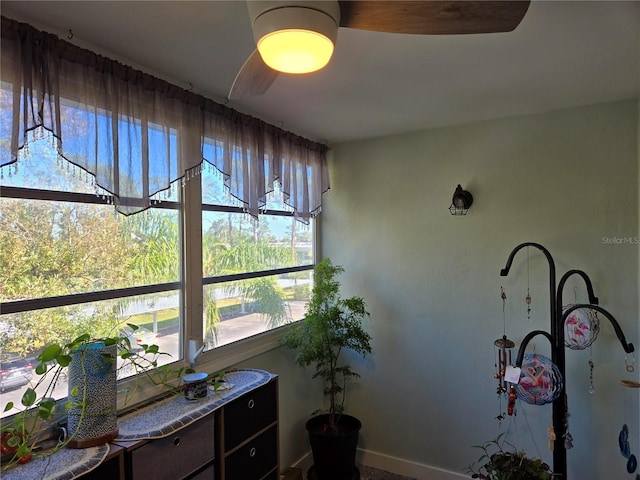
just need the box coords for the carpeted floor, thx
[358,465,416,480]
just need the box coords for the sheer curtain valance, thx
[0,16,329,222]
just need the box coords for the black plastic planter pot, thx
[306,414,362,480]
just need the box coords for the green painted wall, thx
[317,100,639,478]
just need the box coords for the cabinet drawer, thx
[190,463,215,480]
[223,380,277,451]
[78,445,124,479]
[129,414,215,480]
[224,425,277,480]
[263,469,279,480]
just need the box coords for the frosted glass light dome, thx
[250,3,340,74]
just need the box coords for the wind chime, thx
[494,249,565,450]
[619,352,639,475]
[494,287,516,423]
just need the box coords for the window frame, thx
[189,167,315,372]
[0,167,315,413]
[0,186,182,316]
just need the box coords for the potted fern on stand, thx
[283,258,372,480]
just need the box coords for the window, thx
[0,138,182,417]
[0,138,315,419]
[200,167,313,352]
[1,17,323,419]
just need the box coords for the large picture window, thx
[0,141,182,417]
[0,142,315,420]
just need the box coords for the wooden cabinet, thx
[78,444,125,480]
[216,378,279,480]
[114,375,278,480]
[7,371,277,480]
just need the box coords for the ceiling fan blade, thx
[338,1,530,35]
[228,50,279,100]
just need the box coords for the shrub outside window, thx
[0,140,314,419]
[200,166,313,352]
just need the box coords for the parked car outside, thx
[120,326,159,350]
[0,354,33,392]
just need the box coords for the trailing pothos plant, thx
[282,258,372,432]
[465,433,555,480]
[1,324,180,471]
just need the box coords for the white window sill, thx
[116,324,292,411]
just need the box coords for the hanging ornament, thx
[620,424,632,459]
[588,357,595,394]
[507,384,517,416]
[525,247,532,321]
[563,396,574,449]
[494,288,515,395]
[493,287,516,425]
[625,352,636,373]
[516,353,564,405]
[547,425,556,451]
[620,379,640,388]
[620,352,639,387]
[620,424,638,473]
[494,335,515,394]
[563,306,600,350]
[619,364,640,474]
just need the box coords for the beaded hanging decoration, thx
[588,356,596,394]
[563,395,574,449]
[525,246,532,321]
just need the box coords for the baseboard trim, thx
[289,449,467,479]
[290,451,312,473]
[356,449,468,479]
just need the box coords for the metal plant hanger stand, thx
[500,242,635,479]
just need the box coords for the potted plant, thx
[465,433,554,479]
[1,325,174,471]
[282,258,372,480]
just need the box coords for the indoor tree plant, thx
[282,258,372,480]
[465,433,554,479]
[1,325,174,471]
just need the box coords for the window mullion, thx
[181,174,204,359]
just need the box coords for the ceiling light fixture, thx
[449,184,474,216]
[249,2,340,74]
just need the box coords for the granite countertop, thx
[2,369,275,480]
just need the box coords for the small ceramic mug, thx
[183,372,208,400]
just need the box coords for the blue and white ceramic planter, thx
[66,342,119,448]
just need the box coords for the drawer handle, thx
[249,447,256,458]
[173,436,181,447]
[247,399,255,409]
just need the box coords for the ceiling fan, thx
[229,1,531,100]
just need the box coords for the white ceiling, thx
[1,1,639,144]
